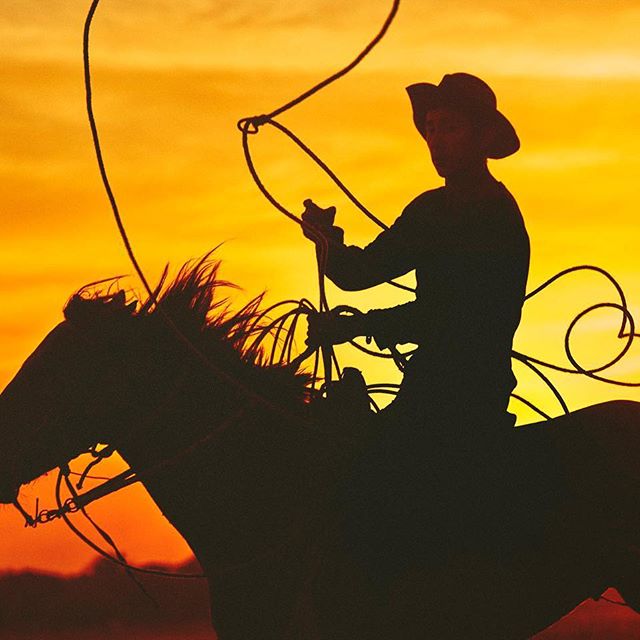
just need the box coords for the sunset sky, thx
[1,0,640,576]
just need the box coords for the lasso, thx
[15,0,639,588]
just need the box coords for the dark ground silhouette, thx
[0,558,211,636]
[0,559,637,639]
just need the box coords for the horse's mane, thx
[63,253,310,399]
[142,253,270,363]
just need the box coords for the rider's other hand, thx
[306,312,358,348]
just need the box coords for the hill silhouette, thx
[0,558,639,638]
[0,557,210,635]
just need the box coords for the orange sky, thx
[1,0,639,575]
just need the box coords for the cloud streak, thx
[2,0,639,578]
[2,1,640,78]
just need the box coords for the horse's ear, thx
[109,290,136,315]
[111,290,126,308]
[64,294,84,320]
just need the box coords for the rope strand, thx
[18,0,638,587]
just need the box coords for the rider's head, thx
[407,73,519,179]
[422,107,489,178]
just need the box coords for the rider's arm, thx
[301,192,442,291]
[307,301,423,350]
[299,197,422,291]
[323,210,417,291]
[361,301,425,349]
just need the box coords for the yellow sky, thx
[1,0,639,574]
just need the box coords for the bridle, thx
[8,315,211,577]
[7,307,317,580]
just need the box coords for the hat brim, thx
[406,83,520,159]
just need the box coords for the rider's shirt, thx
[324,181,530,432]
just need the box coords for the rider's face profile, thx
[423,107,487,179]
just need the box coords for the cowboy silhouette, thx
[301,73,531,576]
[303,72,528,437]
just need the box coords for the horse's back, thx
[350,400,640,639]
[203,399,640,639]
[520,400,640,536]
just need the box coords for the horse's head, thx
[0,255,309,507]
[0,288,141,504]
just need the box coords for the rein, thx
[12,0,640,590]
[13,399,252,578]
[14,467,136,528]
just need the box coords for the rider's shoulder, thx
[400,187,446,218]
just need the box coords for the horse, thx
[2,254,640,639]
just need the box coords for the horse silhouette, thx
[1,255,640,639]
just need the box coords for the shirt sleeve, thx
[322,204,421,291]
[362,302,425,349]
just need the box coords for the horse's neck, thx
[116,403,345,640]
[117,388,322,554]
[113,368,233,565]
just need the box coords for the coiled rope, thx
[17,0,640,585]
[13,0,406,580]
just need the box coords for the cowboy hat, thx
[406,73,519,159]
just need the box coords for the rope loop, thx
[40,0,639,586]
[237,115,271,134]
